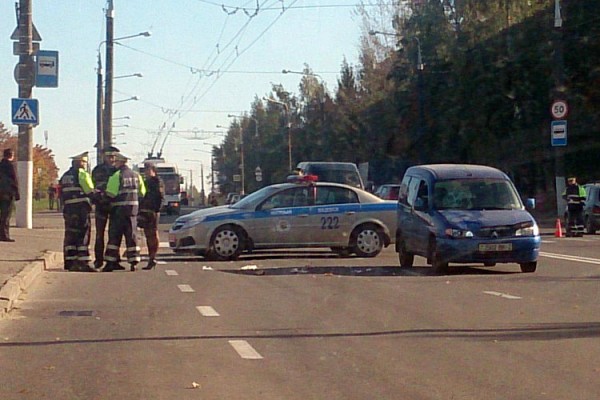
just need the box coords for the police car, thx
[168,175,397,260]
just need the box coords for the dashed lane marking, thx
[229,340,263,359]
[196,306,220,317]
[165,270,179,276]
[483,291,521,300]
[177,284,194,293]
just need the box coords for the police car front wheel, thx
[207,225,244,261]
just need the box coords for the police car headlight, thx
[515,222,539,237]
[181,215,207,229]
[445,228,474,238]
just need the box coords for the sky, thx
[0,0,368,190]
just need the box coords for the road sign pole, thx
[16,0,35,229]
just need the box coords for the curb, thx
[0,251,62,319]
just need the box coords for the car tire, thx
[520,261,537,273]
[207,225,243,261]
[585,217,596,234]
[352,224,384,258]
[429,238,448,274]
[397,237,414,267]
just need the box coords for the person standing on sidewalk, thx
[59,152,96,272]
[91,145,119,270]
[47,183,57,210]
[0,149,20,242]
[138,163,164,270]
[103,153,146,272]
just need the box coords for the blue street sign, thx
[11,98,39,126]
[35,50,59,88]
[551,120,567,146]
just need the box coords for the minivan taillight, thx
[592,205,600,215]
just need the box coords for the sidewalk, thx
[0,210,64,318]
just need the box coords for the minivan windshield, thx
[433,178,523,211]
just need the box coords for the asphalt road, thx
[1,213,599,400]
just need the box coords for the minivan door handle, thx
[296,214,309,218]
[345,211,356,215]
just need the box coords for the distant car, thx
[225,192,238,204]
[169,177,397,260]
[561,182,600,235]
[583,183,600,234]
[296,162,364,189]
[375,184,401,200]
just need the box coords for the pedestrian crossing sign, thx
[11,98,39,126]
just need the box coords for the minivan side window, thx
[398,176,412,206]
[407,178,422,207]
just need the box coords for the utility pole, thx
[16,0,35,229]
[96,53,104,163]
[103,0,115,148]
[552,0,566,216]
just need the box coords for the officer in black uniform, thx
[59,152,96,272]
[91,145,120,269]
[103,153,146,272]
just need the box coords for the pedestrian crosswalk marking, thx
[196,306,220,317]
[177,284,194,292]
[165,270,178,276]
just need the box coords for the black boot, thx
[142,258,157,270]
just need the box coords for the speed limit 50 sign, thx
[551,100,568,119]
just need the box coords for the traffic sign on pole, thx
[11,98,39,126]
[551,120,567,146]
[551,100,568,119]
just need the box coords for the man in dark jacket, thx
[0,148,20,242]
[103,153,146,272]
[139,163,164,270]
[59,152,96,271]
[91,145,119,269]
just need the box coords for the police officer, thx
[103,153,146,272]
[91,145,120,269]
[139,163,164,270]
[59,152,95,272]
[562,176,587,236]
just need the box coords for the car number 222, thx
[321,216,340,229]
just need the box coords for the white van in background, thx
[296,162,365,189]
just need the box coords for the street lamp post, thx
[99,0,150,156]
[263,97,291,171]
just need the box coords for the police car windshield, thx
[433,178,523,211]
[230,186,282,209]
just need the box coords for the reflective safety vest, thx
[106,166,147,215]
[59,167,94,208]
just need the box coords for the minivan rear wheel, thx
[429,239,448,274]
[397,238,414,267]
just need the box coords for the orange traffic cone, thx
[555,218,564,238]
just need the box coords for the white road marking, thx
[196,306,220,317]
[539,252,600,265]
[159,242,169,248]
[157,260,167,265]
[165,270,179,276]
[177,284,195,293]
[229,340,263,359]
[483,291,521,300]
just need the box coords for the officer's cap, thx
[70,151,89,162]
[103,145,120,156]
[114,153,129,162]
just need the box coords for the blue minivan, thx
[395,164,540,273]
